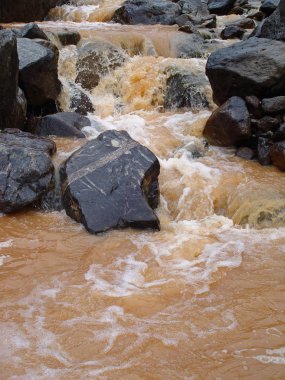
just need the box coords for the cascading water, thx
[1,1,285,379]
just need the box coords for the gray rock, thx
[261,96,285,114]
[60,130,160,234]
[254,1,285,40]
[270,141,285,170]
[0,129,55,213]
[206,37,285,105]
[19,23,48,40]
[76,41,126,90]
[70,83,94,115]
[207,0,236,15]
[17,38,61,106]
[221,25,245,39]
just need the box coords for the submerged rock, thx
[203,96,251,146]
[206,37,285,105]
[0,30,20,130]
[112,0,181,25]
[32,112,90,138]
[60,130,160,234]
[0,129,55,213]
[76,41,126,90]
[17,38,61,107]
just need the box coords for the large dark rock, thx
[60,130,160,234]
[0,129,55,213]
[207,0,236,15]
[32,112,90,138]
[0,30,19,130]
[270,141,285,170]
[112,0,181,25]
[206,37,285,105]
[0,0,66,23]
[17,38,61,107]
[203,96,251,146]
[260,0,280,16]
[164,69,209,110]
[178,0,210,18]
[254,1,285,40]
[76,41,126,90]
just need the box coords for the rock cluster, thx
[204,0,285,170]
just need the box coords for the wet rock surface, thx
[76,41,126,90]
[206,37,285,105]
[270,141,285,170]
[17,38,61,107]
[31,112,90,138]
[60,130,160,234]
[112,0,181,25]
[203,96,251,146]
[254,1,285,40]
[0,30,20,130]
[0,129,55,213]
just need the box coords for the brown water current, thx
[1,1,285,379]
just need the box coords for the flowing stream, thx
[1,1,285,379]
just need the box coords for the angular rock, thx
[19,23,48,40]
[76,41,126,90]
[221,25,245,39]
[56,30,81,46]
[0,30,19,130]
[270,141,285,170]
[178,0,210,16]
[0,0,66,23]
[32,112,90,138]
[0,129,55,213]
[206,37,285,105]
[254,2,285,41]
[164,69,209,110]
[17,38,61,106]
[207,0,236,15]
[112,0,181,25]
[203,96,251,146]
[261,96,285,114]
[60,130,160,234]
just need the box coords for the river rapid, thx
[1,1,285,379]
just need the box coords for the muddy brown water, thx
[1,1,285,379]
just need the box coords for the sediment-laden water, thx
[1,1,285,379]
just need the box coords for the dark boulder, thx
[0,30,19,130]
[60,130,160,234]
[270,141,285,170]
[56,30,81,46]
[17,38,61,107]
[206,37,285,105]
[221,25,245,39]
[245,95,263,118]
[164,69,209,111]
[0,129,55,213]
[203,96,251,146]
[178,0,209,16]
[261,96,285,114]
[32,112,90,138]
[254,2,285,40]
[112,0,181,25]
[76,41,126,90]
[0,0,66,23]
[207,0,236,15]
[19,23,48,40]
